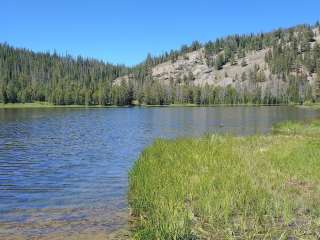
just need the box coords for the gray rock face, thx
[114,29,320,99]
[151,48,269,86]
[146,48,296,98]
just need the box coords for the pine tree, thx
[316,71,320,101]
[230,54,237,65]
[1,23,320,106]
[194,88,201,105]
[0,83,8,103]
[241,72,247,82]
[215,54,225,70]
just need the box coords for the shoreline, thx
[129,120,320,239]
[0,102,306,109]
[0,102,131,109]
[296,103,320,110]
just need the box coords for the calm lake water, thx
[0,106,319,239]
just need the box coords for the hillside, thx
[1,22,320,106]
[117,24,320,105]
[144,29,320,87]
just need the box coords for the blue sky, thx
[1,0,319,66]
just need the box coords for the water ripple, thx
[0,106,319,238]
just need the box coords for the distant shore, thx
[0,102,129,109]
[297,103,320,110]
[0,102,309,109]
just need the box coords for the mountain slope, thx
[1,23,320,106]
[116,25,320,104]
[150,28,320,87]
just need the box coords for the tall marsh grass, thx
[129,121,320,239]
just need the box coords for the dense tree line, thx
[126,23,320,105]
[1,22,320,106]
[124,76,312,106]
[0,44,129,105]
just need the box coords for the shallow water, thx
[0,106,319,239]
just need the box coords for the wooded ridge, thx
[1,22,320,106]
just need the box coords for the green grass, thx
[129,120,320,239]
[0,102,296,109]
[298,102,320,110]
[273,120,320,136]
[0,102,130,109]
[0,102,54,108]
[139,103,289,108]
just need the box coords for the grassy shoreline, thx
[0,102,304,109]
[129,120,320,239]
[297,103,320,110]
[140,103,294,108]
[0,102,130,109]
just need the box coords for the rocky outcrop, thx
[114,28,320,99]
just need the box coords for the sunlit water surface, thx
[0,106,319,239]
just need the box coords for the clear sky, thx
[1,0,319,66]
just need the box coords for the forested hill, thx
[1,22,320,106]
[0,44,130,105]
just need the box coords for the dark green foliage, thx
[1,22,320,106]
[265,25,319,77]
[316,71,320,100]
[215,53,225,70]
[230,54,237,65]
[0,43,129,105]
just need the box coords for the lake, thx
[0,106,319,239]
